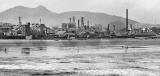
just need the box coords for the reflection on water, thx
[0,39,159,57]
[21,48,30,55]
[37,46,47,50]
[0,47,7,54]
[21,46,47,56]
[122,45,129,53]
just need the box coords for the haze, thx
[0,0,159,24]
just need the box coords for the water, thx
[0,39,160,76]
[0,39,159,57]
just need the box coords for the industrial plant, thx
[0,9,157,40]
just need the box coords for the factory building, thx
[25,22,31,36]
[61,16,76,33]
[0,23,13,36]
[90,24,103,33]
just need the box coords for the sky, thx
[0,0,160,24]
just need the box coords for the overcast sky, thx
[0,0,160,24]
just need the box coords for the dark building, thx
[78,19,80,29]
[61,23,76,33]
[68,23,76,28]
[40,24,46,37]
[81,17,84,27]
[25,22,31,36]
[73,16,75,24]
[62,23,68,31]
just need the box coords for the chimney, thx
[113,25,116,31]
[130,24,132,30]
[87,20,89,26]
[87,20,90,29]
[108,24,110,31]
[73,16,75,23]
[19,16,22,25]
[69,17,72,23]
[126,9,128,32]
[81,17,84,27]
[40,18,41,25]
[78,19,80,29]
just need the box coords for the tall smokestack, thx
[81,17,84,27]
[87,20,90,30]
[108,24,110,31]
[126,9,128,32]
[78,19,80,29]
[19,16,22,25]
[130,24,132,30]
[87,20,89,26]
[40,18,41,25]
[69,17,72,23]
[113,25,116,31]
[73,16,75,23]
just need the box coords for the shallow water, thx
[0,39,159,57]
[0,39,160,76]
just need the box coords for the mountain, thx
[0,5,138,30]
[0,5,58,26]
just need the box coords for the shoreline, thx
[0,38,158,41]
